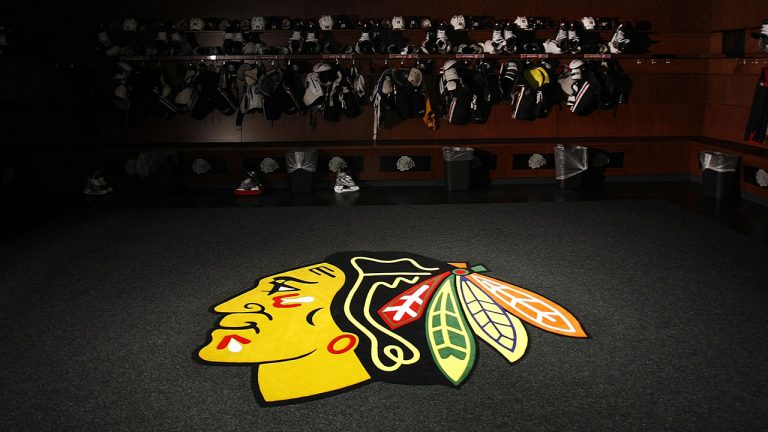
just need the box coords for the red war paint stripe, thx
[273,294,302,308]
[216,334,252,350]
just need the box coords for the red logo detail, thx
[327,334,357,354]
[273,294,301,308]
[378,272,449,329]
[216,334,252,350]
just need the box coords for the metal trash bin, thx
[585,148,609,187]
[554,145,588,190]
[443,147,474,191]
[700,151,740,200]
[286,148,318,194]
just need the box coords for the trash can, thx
[554,145,588,190]
[584,148,609,187]
[700,151,740,200]
[286,148,318,194]
[443,147,474,191]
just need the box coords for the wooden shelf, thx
[114,53,705,62]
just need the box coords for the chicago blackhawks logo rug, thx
[197,251,587,405]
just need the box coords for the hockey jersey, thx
[745,66,768,144]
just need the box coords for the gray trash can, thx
[585,148,609,187]
[443,147,474,191]
[286,148,318,194]
[554,145,588,190]
[700,151,740,200]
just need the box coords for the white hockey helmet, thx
[116,61,132,74]
[514,16,529,30]
[251,16,266,31]
[189,18,204,31]
[303,72,324,107]
[312,62,331,73]
[481,39,496,53]
[581,17,596,30]
[391,16,405,30]
[441,58,458,72]
[569,59,585,69]
[319,15,334,30]
[450,15,466,30]
[123,18,138,32]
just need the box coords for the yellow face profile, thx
[198,263,346,364]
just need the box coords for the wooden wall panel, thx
[636,0,710,32]
[115,0,171,21]
[651,34,710,55]
[240,0,306,18]
[503,143,557,178]
[175,113,244,142]
[689,142,707,173]
[621,60,708,75]
[630,142,692,174]
[700,34,767,158]
[555,103,702,137]
[478,140,693,178]
[375,116,436,142]
[494,106,561,139]
[430,0,501,18]
[710,0,764,31]
[178,149,238,185]
[240,111,308,142]
[229,148,289,186]
[707,73,758,107]
[742,179,768,200]
[468,144,510,178]
[432,120,498,140]
[741,154,768,199]
[709,61,766,77]
[654,74,709,103]
[315,147,374,181]
[168,0,241,18]
[308,109,376,141]
[704,60,762,149]
[371,146,443,180]
[97,113,171,144]
[555,107,623,137]
[554,0,710,32]
[707,30,765,57]
[628,74,708,103]
[702,104,750,142]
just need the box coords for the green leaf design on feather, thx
[425,277,476,385]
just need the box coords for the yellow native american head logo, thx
[197,251,587,405]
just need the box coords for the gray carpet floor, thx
[1,200,767,432]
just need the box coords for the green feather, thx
[425,277,476,385]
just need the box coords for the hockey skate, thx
[83,172,113,195]
[234,170,263,196]
[333,170,359,193]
